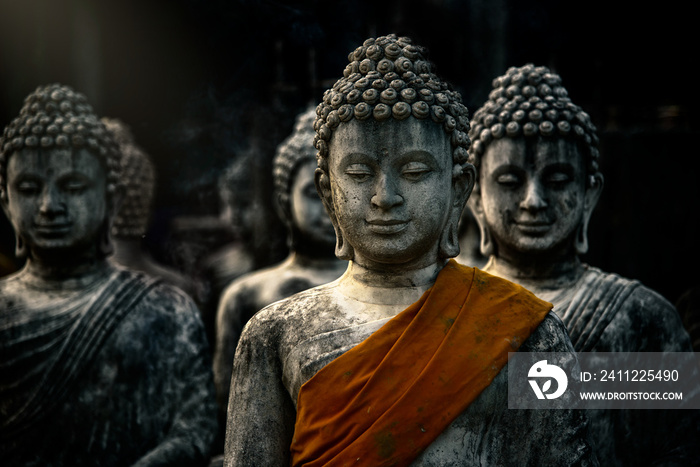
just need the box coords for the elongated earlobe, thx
[438,217,460,258]
[574,222,588,255]
[468,187,494,258]
[315,168,353,261]
[442,164,475,259]
[478,221,494,257]
[335,228,353,261]
[99,218,114,257]
[274,193,296,250]
[576,173,603,255]
[15,234,27,259]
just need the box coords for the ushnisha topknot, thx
[273,106,317,219]
[0,83,122,202]
[468,64,600,180]
[313,34,471,178]
[102,117,155,238]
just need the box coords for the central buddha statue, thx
[467,64,697,465]
[0,84,217,466]
[223,35,597,466]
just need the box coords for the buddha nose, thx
[39,184,66,216]
[371,173,403,209]
[519,179,547,212]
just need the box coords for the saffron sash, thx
[290,260,552,466]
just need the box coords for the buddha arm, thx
[130,287,218,467]
[613,287,698,464]
[214,280,258,412]
[224,308,296,466]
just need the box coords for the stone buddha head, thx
[467,64,604,262]
[273,107,336,252]
[313,34,475,269]
[218,153,253,242]
[0,84,122,262]
[102,118,155,239]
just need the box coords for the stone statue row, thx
[1,34,697,466]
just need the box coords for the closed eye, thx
[14,179,41,195]
[402,162,431,181]
[61,179,90,194]
[495,172,521,187]
[345,164,373,182]
[546,172,571,186]
[542,163,575,188]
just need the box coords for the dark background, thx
[1,0,698,305]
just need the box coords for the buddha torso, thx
[0,262,217,466]
[226,262,595,466]
[500,263,691,353]
[484,260,696,465]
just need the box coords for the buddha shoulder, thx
[610,281,690,350]
[239,281,350,342]
[249,280,343,323]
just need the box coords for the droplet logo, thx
[528,360,568,400]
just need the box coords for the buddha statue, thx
[205,153,256,292]
[101,117,192,295]
[0,84,217,466]
[213,106,346,452]
[224,35,596,466]
[468,64,697,465]
[199,154,256,347]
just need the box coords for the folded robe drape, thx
[1,269,159,439]
[290,260,553,466]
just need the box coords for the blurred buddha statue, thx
[198,154,256,348]
[0,84,217,466]
[102,117,192,295]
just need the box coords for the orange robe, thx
[290,260,552,466]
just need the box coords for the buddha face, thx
[3,148,108,255]
[290,159,336,247]
[474,137,594,257]
[324,117,465,270]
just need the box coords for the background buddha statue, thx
[213,106,346,449]
[102,117,192,295]
[198,154,256,349]
[0,83,217,466]
[224,35,595,466]
[468,64,697,465]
